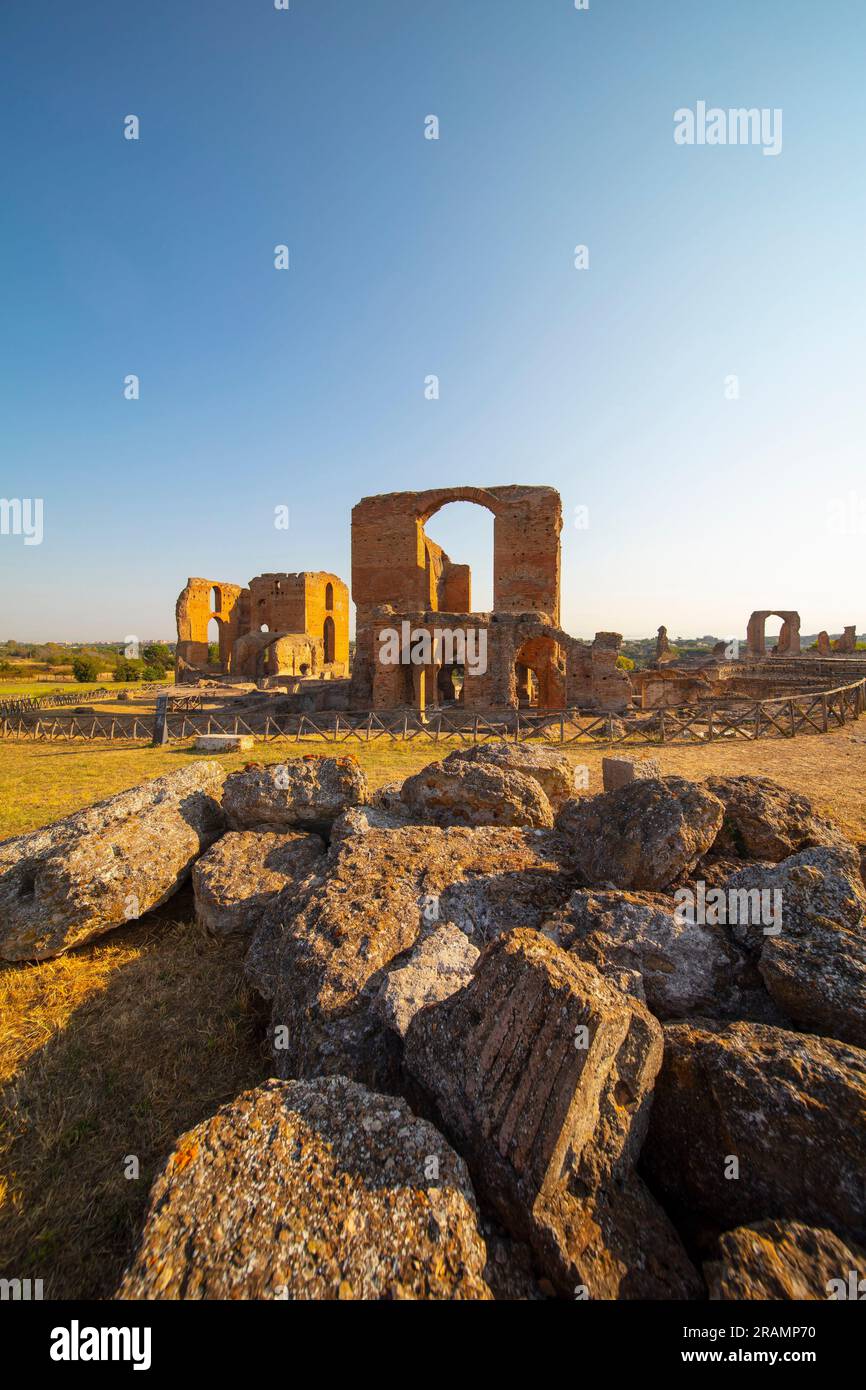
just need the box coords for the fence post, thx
[788,699,796,737]
[821,693,828,732]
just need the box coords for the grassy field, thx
[0,679,169,700]
[1,724,865,1298]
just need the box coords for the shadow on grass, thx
[0,887,270,1299]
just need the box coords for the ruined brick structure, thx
[834,625,858,653]
[746,610,802,657]
[175,572,349,683]
[349,486,632,713]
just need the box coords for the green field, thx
[0,678,172,699]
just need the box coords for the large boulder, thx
[704,1221,866,1301]
[400,759,554,829]
[555,777,724,891]
[192,829,325,936]
[249,825,574,1089]
[724,847,866,1047]
[0,762,226,961]
[549,888,773,1022]
[404,929,700,1299]
[443,742,577,810]
[642,1020,866,1242]
[221,756,367,833]
[705,775,850,861]
[117,1077,492,1300]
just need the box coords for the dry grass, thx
[1,722,864,1298]
[0,899,268,1299]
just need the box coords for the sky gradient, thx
[2,0,865,642]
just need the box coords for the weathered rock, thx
[404,929,700,1298]
[549,888,772,1022]
[253,826,574,1089]
[601,756,661,793]
[400,759,554,829]
[329,803,413,845]
[643,1020,866,1242]
[192,829,325,936]
[705,775,850,861]
[704,1221,866,1301]
[221,755,367,833]
[194,733,254,752]
[376,923,480,1039]
[117,1076,492,1300]
[0,762,226,961]
[555,777,724,891]
[724,847,866,1047]
[444,742,577,810]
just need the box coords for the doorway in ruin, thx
[762,615,783,655]
[422,501,495,612]
[513,636,565,710]
[323,615,335,664]
[207,617,221,667]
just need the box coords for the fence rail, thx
[2,678,864,746]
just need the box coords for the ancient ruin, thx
[167,494,862,726]
[175,572,349,683]
[348,485,632,714]
[746,609,802,656]
[5,750,866,1302]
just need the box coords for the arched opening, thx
[210,586,221,614]
[513,636,565,710]
[260,624,269,633]
[207,617,221,667]
[763,615,783,654]
[325,582,334,611]
[422,501,495,613]
[323,615,335,664]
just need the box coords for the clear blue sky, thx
[2,0,864,642]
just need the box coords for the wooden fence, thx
[2,678,864,746]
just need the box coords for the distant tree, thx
[140,665,166,682]
[207,642,221,665]
[616,654,635,671]
[142,642,172,671]
[72,655,100,683]
[114,658,144,682]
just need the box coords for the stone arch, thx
[323,615,335,664]
[351,485,562,621]
[746,610,801,657]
